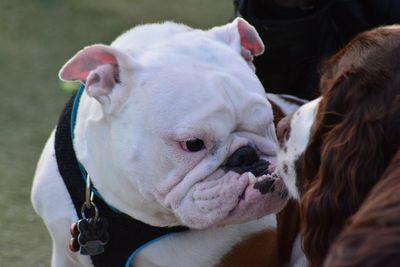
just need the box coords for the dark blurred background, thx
[0,1,231,265]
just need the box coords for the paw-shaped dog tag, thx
[76,217,109,256]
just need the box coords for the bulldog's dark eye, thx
[182,138,205,152]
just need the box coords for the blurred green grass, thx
[0,0,232,265]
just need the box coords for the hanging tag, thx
[69,212,109,255]
[77,217,109,256]
[68,175,109,256]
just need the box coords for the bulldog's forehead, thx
[130,66,272,139]
[135,40,268,107]
[137,34,248,71]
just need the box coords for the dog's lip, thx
[225,174,288,223]
[229,171,280,213]
[261,154,277,166]
[229,185,249,215]
[176,162,287,228]
[228,159,277,203]
[227,158,275,177]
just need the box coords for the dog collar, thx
[70,84,121,213]
[55,84,188,266]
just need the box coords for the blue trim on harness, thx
[124,233,175,267]
[70,84,121,213]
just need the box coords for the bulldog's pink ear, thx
[210,18,264,63]
[236,18,264,58]
[59,44,132,105]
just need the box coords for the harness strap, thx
[55,88,188,267]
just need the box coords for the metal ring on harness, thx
[81,174,98,220]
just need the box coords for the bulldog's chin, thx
[221,175,289,226]
[173,168,289,229]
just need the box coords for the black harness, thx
[54,90,187,267]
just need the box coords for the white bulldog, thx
[32,18,289,267]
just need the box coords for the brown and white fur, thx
[324,149,400,267]
[275,25,400,266]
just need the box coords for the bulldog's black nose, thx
[225,146,271,176]
[225,145,259,169]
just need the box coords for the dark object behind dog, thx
[234,0,400,99]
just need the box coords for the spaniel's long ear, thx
[323,149,400,267]
[301,70,400,266]
[301,25,400,266]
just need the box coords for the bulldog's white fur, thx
[32,19,290,267]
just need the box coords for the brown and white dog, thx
[275,25,400,266]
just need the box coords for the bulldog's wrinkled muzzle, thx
[224,145,274,194]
